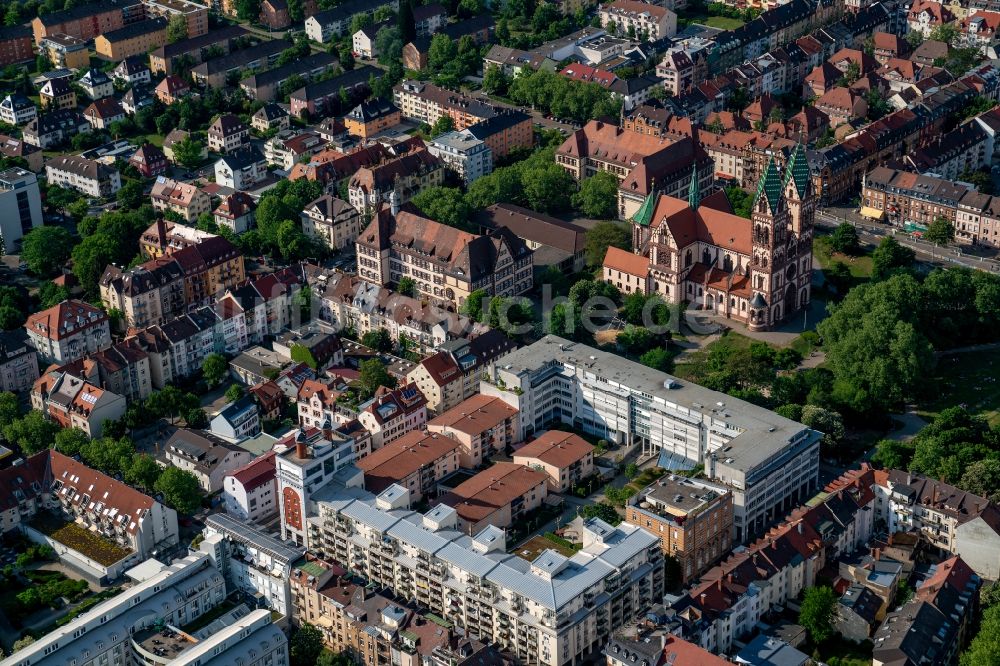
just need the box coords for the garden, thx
[31,512,132,567]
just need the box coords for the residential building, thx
[465,110,534,159]
[0,329,39,394]
[31,3,127,45]
[908,0,955,38]
[39,76,76,110]
[164,428,253,492]
[357,383,428,451]
[139,218,217,258]
[111,55,151,85]
[476,203,587,274]
[304,0,400,43]
[301,195,362,250]
[426,394,520,468]
[214,191,256,234]
[296,377,350,428]
[215,146,268,190]
[150,176,212,222]
[260,0,291,29]
[605,632,729,666]
[154,74,190,104]
[210,395,261,442]
[872,31,908,65]
[736,636,810,666]
[0,553,235,666]
[163,128,206,163]
[413,2,446,36]
[238,52,338,102]
[483,336,822,542]
[82,97,126,129]
[148,25,247,75]
[356,204,533,310]
[406,331,517,413]
[0,168,43,248]
[441,462,548,533]
[348,147,444,214]
[121,86,153,115]
[815,86,868,126]
[90,340,153,403]
[0,448,178,577]
[344,99,401,139]
[39,33,89,69]
[78,68,114,100]
[33,368,126,438]
[94,18,168,60]
[23,110,90,148]
[207,113,250,153]
[200,513,305,618]
[862,166,973,232]
[356,430,461,499]
[402,15,493,70]
[904,120,989,181]
[352,20,391,59]
[513,430,595,494]
[624,474,733,582]
[264,130,326,170]
[128,142,168,178]
[835,584,882,643]
[285,64,380,118]
[144,0,209,38]
[0,25,34,66]
[249,379,284,421]
[252,102,290,132]
[191,40,290,88]
[428,129,493,185]
[0,135,41,172]
[0,94,36,125]
[308,488,663,666]
[600,0,677,40]
[276,426,357,547]
[272,327,343,370]
[223,450,278,524]
[25,299,111,364]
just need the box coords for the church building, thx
[602,142,815,331]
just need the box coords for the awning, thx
[860,206,885,220]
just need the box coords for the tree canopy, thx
[20,226,74,277]
[572,171,619,219]
[585,221,630,267]
[154,467,203,515]
[799,586,837,644]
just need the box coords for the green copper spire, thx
[632,191,657,227]
[783,141,810,200]
[688,165,700,210]
[754,157,784,213]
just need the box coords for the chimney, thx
[390,189,401,216]
[296,440,309,459]
[156,217,167,246]
[797,522,803,534]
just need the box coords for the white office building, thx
[0,168,42,249]
[481,336,822,542]
[427,129,493,185]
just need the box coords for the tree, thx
[617,325,654,355]
[339,46,355,71]
[585,221,630,267]
[412,187,471,229]
[290,625,325,666]
[640,347,674,372]
[0,391,19,429]
[201,353,228,387]
[11,636,35,653]
[960,459,1000,503]
[925,216,955,245]
[81,436,135,476]
[872,438,914,470]
[116,179,144,210]
[581,502,620,525]
[54,427,89,457]
[374,26,403,67]
[362,328,394,352]
[829,223,860,255]
[236,0,261,20]
[726,185,753,219]
[37,281,70,308]
[800,405,845,450]
[398,277,416,297]
[871,236,915,280]
[961,603,1000,666]
[171,136,204,169]
[167,14,187,43]
[572,171,619,219]
[482,64,510,96]
[291,343,318,370]
[154,467,203,515]
[522,162,574,213]
[430,115,454,137]
[20,226,74,276]
[185,407,208,428]
[358,358,396,399]
[929,23,958,45]
[461,289,488,321]
[799,586,837,644]
[125,454,162,492]
[428,33,458,73]
[3,410,60,455]
[825,260,852,295]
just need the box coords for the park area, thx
[31,512,132,567]
[919,348,1000,427]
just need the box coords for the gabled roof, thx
[514,431,593,468]
[25,300,107,341]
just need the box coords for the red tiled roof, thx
[228,450,276,492]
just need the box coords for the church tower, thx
[748,157,791,331]
[782,142,815,323]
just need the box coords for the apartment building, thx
[38,76,76,112]
[862,166,973,232]
[111,55,151,85]
[239,52,338,102]
[149,24,247,75]
[477,203,587,274]
[215,146,268,190]
[32,369,126,438]
[209,395,261,442]
[465,110,534,159]
[140,218,216,259]
[201,512,306,617]
[252,102,290,132]
[77,68,113,100]
[356,204,532,311]
[0,94,36,126]
[625,474,733,583]
[224,450,278,524]
[214,191,256,234]
[426,394,520,468]
[0,329,39,393]
[0,448,179,578]
[308,487,663,666]
[264,130,326,170]
[0,25,32,66]
[277,427,358,547]
[144,0,209,37]
[348,148,444,214]
[304,0,399,43]
[191,39,290,88]
[25,299,111,364]
[904,121,989,182]
[357,383,428,451]
[207,113,249,153]
[47,154,121,197]
[91,339,153,403]
[513,430,594,494]
[285,64,380,118]
[31,3,128,45]
[407,331,517,413]
[94,17,167,59]
[39,33,89,69]
[128,142,168,178]
[0,135,41,173]
[600,0,676,40]
[82,97,126,129]
[150,176,212,222]
[301,195,362,251]
[356,430,461,499]
[0,168,42,248]
[344,99,401,139]
[428,130,493,185]
[483,337,822,543]
[442,462,549,533]
[164,428,253,492]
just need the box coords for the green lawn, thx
[673,331,759,383]
[697,15,745,28]
[813,235,873,279]
[143,134,164,147]
[919,349,1000,427]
